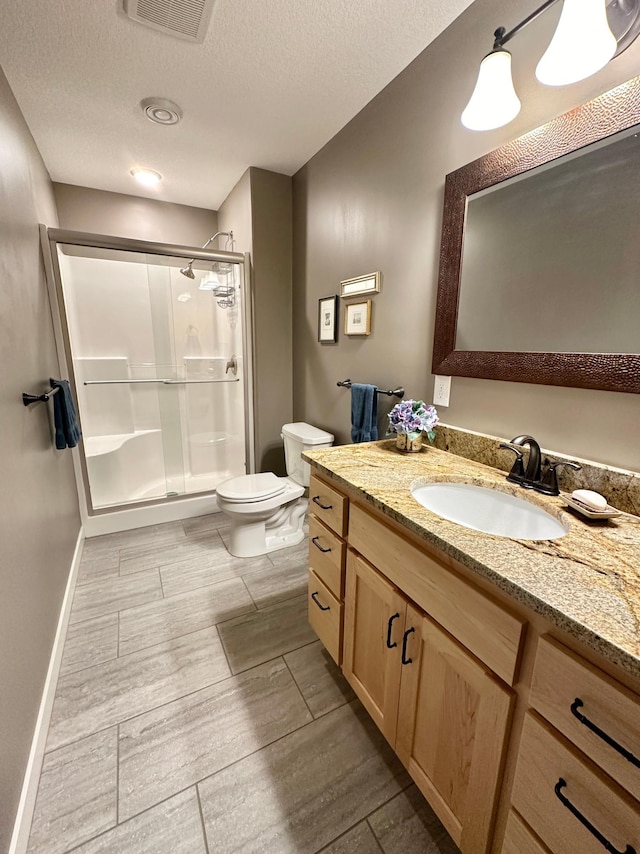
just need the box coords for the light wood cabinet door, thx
[343,550,407,744]
[396,604,514,854]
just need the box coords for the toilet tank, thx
[281,422,334,486]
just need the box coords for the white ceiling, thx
[0,0,475,210]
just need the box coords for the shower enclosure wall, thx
[45,229,254,522]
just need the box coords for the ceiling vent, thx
[123,0,216,42]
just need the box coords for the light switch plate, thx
[433,375,451,407]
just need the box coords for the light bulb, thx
[536,0,616,86]
[461,50,521,131]
[130,168,162,187]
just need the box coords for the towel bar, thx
[23,386,62,406]
[337,378,404,398]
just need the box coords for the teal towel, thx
[351,383,378,443]
[50,378,82,449]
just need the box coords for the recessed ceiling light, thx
[130,167,162,187]
[140,98,182,126]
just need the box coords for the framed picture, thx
[318,295,338,343]
[340,271,380,298]
[344,300,372,336]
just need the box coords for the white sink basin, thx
[411,481,568,540]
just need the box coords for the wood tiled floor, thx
[27,515,460,853]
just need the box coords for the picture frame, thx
[344,300,372,336]
[318,295,338,343]
[340,271,380,299]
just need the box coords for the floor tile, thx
[198,700,409,853]
[182,512,227,536]
[218,593,316,673]
[59,613,119,676]
[47,627,230,751]
[70,788,206,854]
[119,657,312,819]
[119,531,224,575]
[76,550,120,586]
[85,520,187,553]
[27,729,117,854]
[284,640,355,717]
[242,559,308,608]
[368,785,460,854]
[118,577,255,656]
[268,537,310,570]
[320,822,382,854]
[69,569,162,624]
[160,551,272,598]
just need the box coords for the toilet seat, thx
[216,472,286,503]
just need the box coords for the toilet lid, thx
[217,472,286,502]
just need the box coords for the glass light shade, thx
[130,167,162,187]
[461,50,521,131]
[536,0,616,86]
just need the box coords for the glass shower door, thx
[55,240,248,510]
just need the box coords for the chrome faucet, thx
[499,434,581,495]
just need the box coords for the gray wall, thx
[0,69,80,850]
[292,0,640,471]
[53,183,218,246]
[218,168,293,474]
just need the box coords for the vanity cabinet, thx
[305,469,640,854]
[307,474,349,665]
[343,547,514,854]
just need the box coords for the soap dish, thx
[563,494,622,520]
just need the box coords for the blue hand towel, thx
[350,383,378,443]
[50,378,82,450]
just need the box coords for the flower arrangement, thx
[388,399,439,443]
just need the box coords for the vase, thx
[395,431,423,452]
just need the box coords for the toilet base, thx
[227,496,308,558]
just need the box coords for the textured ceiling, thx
[0,0,475,210]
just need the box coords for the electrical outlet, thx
[433,375,451,407]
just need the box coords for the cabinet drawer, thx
[308,570,343,665]
[511,713,640,854]
[348,503,525,686]
[501,811,551,854]
[308,516,345,600]
[531,636,640,802]
[309,474,348,537]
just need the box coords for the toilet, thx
[216,422,334,557]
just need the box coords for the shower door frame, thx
[41,226,256,519]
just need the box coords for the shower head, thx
[180,262,195,279]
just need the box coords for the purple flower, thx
[388,400,439,440]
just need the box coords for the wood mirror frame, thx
[432,75,640,394]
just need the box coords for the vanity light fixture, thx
[130,167,162,187]
[462,0,640,131]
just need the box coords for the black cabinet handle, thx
[312,496,333,510]
[386,613,400,649]
[570,698,640,768]
[401,627,415,665]
[554,778,636,854]
[311,536,331,553]
[311,591,330,611]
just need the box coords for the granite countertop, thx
[304,440,640,681]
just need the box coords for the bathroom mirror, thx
[432,74,640,394]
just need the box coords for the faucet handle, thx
[499,443,526,483]
[538,460,582,496]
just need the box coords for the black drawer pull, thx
[401,627,415,665]
[554,778,636,854]
[311,591,330,611]
[570,698,640,768]
[312,495,333,510]
[386,613,400,649]
[312,536,331,553]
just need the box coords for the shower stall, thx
[44,228,254,525]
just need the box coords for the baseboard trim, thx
[8,526,85,854]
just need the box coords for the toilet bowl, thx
[216,422,334,557]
